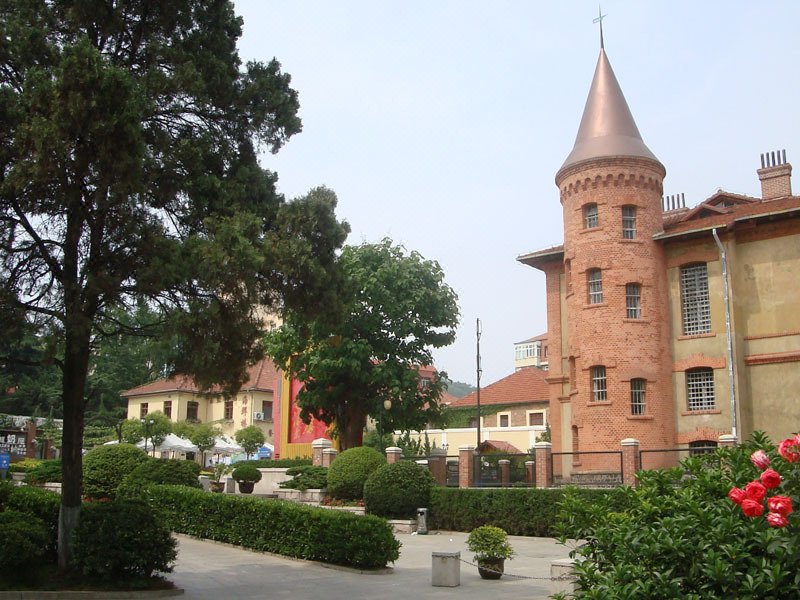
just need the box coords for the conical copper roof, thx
[558,49,660,176]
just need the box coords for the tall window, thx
[622,205,637,239]
[163,400,172,419]
[587,269,603,304]
[139,403,148,418]
[224,399,233,420]
[686,368,715,411]
[681,263,711,334]
[498,414,510,427]
[630,379,646,415]
[186,401,199,422]
[591,366,607,401]
[584,203,599,228]
[626,283,642,319]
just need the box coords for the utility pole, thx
[476,318,482,451]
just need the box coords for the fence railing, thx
[550,450,623,487]
[473,453,534,487]
[639,446,718,471]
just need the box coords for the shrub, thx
[0,510,49,574]
[466,525,515,562]
[125,458,201,489]
[73,498,177,578]
[8,458,40,473]
[234,425,265,458]
[83,443,149,499]
[231,463,262,483]
[279,466,328,491]
[364,461,434,518]
[236,458,312,468]
[25,459,62,484]
[4,485,61,559]
[327,446,386,500]
[145,485,400,569]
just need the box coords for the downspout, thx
[712,228,738,442]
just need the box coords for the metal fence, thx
[446,457,459,487]
[473,453,534,487]
[639,446,718,471]
[550,450,623,487]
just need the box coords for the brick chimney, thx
[758,149,792,200]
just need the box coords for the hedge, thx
[235,458,312,469]
[428,487,632,536]
[2,484,61,559]
[144,485,400,569]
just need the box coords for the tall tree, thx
[266,239,459,450]
[0,1,348,567]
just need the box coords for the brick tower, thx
[552,46,675,467]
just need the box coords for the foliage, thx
[362,428,395,452]
[394,430,435,458]
[327,446,386,500]
[124,459,201,489]
[442,404,517,429]
[443,378,475,398]
[466,525,515,562]
[72,499,177,578]
[234,426,266,458]
[83,443,149,499]
[555,432,800,600]
[279,466,328,491]
[25,459,62,484]
[146,485,400,569]
[8,458,40,473]
[231,463,262,483]
[236,458,312,469]
[266,239,459,449]
[128,412,173,452]
[211,463,232,483]
[0,510,49,574]
[428,487,630,536]
[189,422,222,457]
[539,423,552,443]
[364,461,434,519]
[2,485,61,560]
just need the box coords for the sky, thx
[233,1,800,386]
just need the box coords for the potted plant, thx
[231,463,262,494]
[466,525,515,579]
[210,463,231,493]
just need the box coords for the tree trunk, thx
[338,404,367,450]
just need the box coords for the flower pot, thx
[237,481,255,494]
[210,481,225,493]
[477,558,504,580]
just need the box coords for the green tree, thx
[0,2,348,567]
[189,422,221,464]
[234,425,265,459]
[266,239,459,450]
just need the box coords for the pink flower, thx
[744,480,767,502]
[766,512,789,528]
[760,468,782,489]
[741,499,764,518]
[778,438,800,463]
[728,487,746,505]
[767,495,793,517]
[750,450,770,470]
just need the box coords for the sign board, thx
[257,446,272,459]
[0,452,10,470]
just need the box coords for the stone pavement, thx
[170,531,575,599]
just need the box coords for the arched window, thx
[587,269,603,304]
[630,378,646,415]
[583,203,599,228]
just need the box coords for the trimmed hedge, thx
[0,510,49,574]
[327,446,386,500]
[83,443,149,499]
[428,487,631,536]
[280,466,328,491]
[3,484,61,559]
[364,461,434,519]
[125,458,201,489]
[25,459,62,484]
[236,458,312,468]
[145,485,400,569]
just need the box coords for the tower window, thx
[584,203,599,229]
[622,205,637,239]
[681,263,711,335]
[686,368,715,411]
[587,269,603,304]
[630,378,646,415]
[591,366,607,401]
[626,283,641,319]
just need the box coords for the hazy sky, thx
[234,1,800,385]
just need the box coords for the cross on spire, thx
[593,6,607,49]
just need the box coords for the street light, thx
[378,399,392,454]
[140,417,155,456]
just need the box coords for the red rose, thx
[767,495,793,517]
[760,468,782,489]
[766,512,789,528]
[741,499,764,518]
[744,480,767,502]
[727,487,746,505]
[778,438,800,463]
[750,450,771,470]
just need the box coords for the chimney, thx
[757,149,792,200]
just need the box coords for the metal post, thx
[476,318,482,451]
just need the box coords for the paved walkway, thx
[171,531,575,599]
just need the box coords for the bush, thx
[236,458,312,469]
[145,485,400,569]
[279,466,328,491]
[364,461,434,518]
[83,443,149,499]
[466,525,515,562]
[327,446,386,500]
[73,498,177,578]
[25,459,62,484]
[3,485,61,559]
[0,510,49,574]
[124,458,201,489]
[8,458,40,473]
[231,463,262,483]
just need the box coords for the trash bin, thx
[431,551,460,587]
[416,507,428,535]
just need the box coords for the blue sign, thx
[257,446,272,459]
[0,452,10,470]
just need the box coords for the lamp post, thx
[140,417,155,456]
[378,399,392,454]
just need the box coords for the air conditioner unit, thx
[253,412,265,421]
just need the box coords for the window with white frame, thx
[584,203,599,228]
[591,366,607,401]
[626,283,642,319]
[622,205,637,239]
[498,413,510,427]
[686,368,715,411]
[630,378,646,415]
[587,269,603,304]
[681,263,711,335]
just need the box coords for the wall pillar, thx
[427,448,447,485]
[534,442,552,489]
[525,460,535,486]
[621,438,641,487]
[458,445,476,488]
[498,459,511,487]
[385,446,403,464]
[718,434,737,448]
[321,447,338,467]
[311,438,332,467]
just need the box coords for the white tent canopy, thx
[137,433,198,454]
[210,436,243,455]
